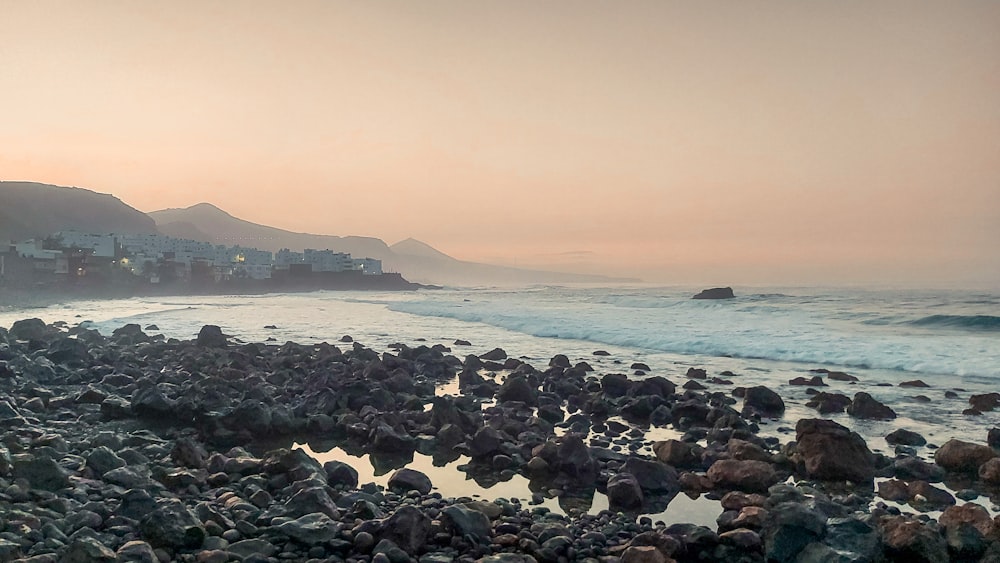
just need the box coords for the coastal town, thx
[0,231,412,295]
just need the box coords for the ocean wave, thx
[908,314,1000,331]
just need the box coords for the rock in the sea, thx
[794,418,874,483]
[196,324,228,347]
[885,428,927,447]
[846,392,896,419]
[742,386,785,417]
[692,287,735,299]
[622,457,679,494]
[934,439,998,473]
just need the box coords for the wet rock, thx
[805,392,851,414]
[686,367,707,379]
[10,318,48,341]
[934,438,998,473]
[846,392,896,420]
[788,376,825,387]
[794,418,874,483]
[824,370,859,382]
[692,287,735,299]
[607,472,644,509]
[940,503,994,537]
[762,502,826,563]
[284,486,340,518]
[140,498,207,549]
[622,457,679,494]
[707,459,778,493]
[196,324,228,347]
[468,426,504,459]
[497,375,538,405]
[978,457,1000,484]
[880,516,948,563]
[387,468,432,495]
[601,373,630,397]
[892,457,945,482]
[278,512,341,545]
[652,439,701,469]
[900,379,929,388]
[441,504,491,541]
[968,393,1000,411]
[885,428,926,447]
[742,386,784,417]
[480,347,507,361]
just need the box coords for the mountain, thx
[151,203,636,286]
[0,181,158,244]
[150,203,392,259]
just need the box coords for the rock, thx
[652,439,700,469]
[115,541,159,562]
[939,503,994,537]
[893,457,945,481]
[140,498,207,549]
[196,324,228,347]
[692,287,735,299]
[497,375,538,405]
[86,446,127,476]
[825,371,859,382]
[805,392,851,414]
[601,373,630,397]
[284,486,340,518]
[131,385,175,417]
[881,516,948,563]
[788,376,825,386]
[969,393,1000,411]
[707,459,778,493]
[934,439,998,473]
[553,434,598,480]
[441,505,492,541]
[379,505,431,554]
[387,468,432,495]
[12,455,70,491]
[686,367,707,379]
[480,347,507,361]
[761,502,826,563]
[885,429,927,447]
[10,318,48,341]
[622,457,679,494]
[278,513,341,545]
[621,545,666,563]
[794,418,874,483]
[978,457,1000,484]
[227,539,278,559]
[846,392,896,419]
[324,460,359,488]
[742,386,785,417]
[468,426,503,458]
[900,379,929,388]
[171,437,208,469]
[607,472,644,509]
[62,536,117,563]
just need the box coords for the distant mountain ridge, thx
[0,181,158,243]
[1,182,636,285]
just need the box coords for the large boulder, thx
[794,418,874,483]
[277,513,341,545]
[607,472,644,509]
[707,459,778,493]
[934,439,998,473]
[196,324,228,348]
[440,505,491,542]
[139,498,207,549]
[622,457,680,494]
[9,318,48,341]
[692,287,735,300]
[12,455,70,491]
[379,505,431,555]
[387,468,432,495]
[742,386,785,417]
[846,392,896,420]
[880,516,948,563]
[497,375,538,405]
[761,502,827,563]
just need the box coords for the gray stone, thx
[277,513,341,545]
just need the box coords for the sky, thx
[2,1,998,287]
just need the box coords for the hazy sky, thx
[2,1,998,286]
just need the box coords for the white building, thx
[55,231,117,258]
[303,249,353,272]
[275,249,304,268]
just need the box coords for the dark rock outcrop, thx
[692,287,735,299]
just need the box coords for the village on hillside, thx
[0,231,394,292]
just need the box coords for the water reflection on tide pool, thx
[296,442,722,529]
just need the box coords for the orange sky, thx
[2,1,998,287]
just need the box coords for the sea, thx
[2,285,999,523]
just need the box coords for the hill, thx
[0,182,158,243]
[151,203,636,286]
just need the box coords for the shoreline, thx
[1,319,998,561]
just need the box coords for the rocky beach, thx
[2,317,1000,562]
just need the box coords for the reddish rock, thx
[934,439,998,473]
[881,516,948,563]
[653,440,701,469]
[707,459,778,493]
[794,418,874,483]
[978,458,1000,484]
[939,504,994,537]
[720,491,767,511]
